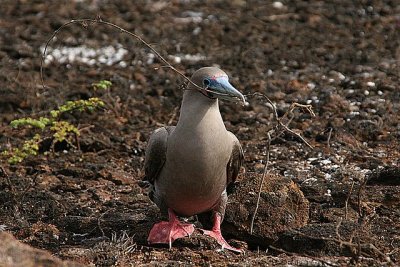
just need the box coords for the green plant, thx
[2,87,107,164]
[2,134,41,164]
[10,117,51,130]
[92,80,112,91]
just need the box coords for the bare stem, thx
[40,18,234,99]
[327,127,333,148]
[344,181,355,220]
[246,92,314,149]
[250,132,271,234]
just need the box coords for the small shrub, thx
[2,83,109,164]
[2,134,41,164]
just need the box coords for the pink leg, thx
[201,213,243,253]
[148,208,194,249]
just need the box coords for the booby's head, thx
[189,67,245,104]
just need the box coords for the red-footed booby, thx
[144,67,244,252]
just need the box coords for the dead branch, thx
[357,177,368,218]
[327,127,333,148]
[334,218,343,246]
[247,92,314,149]
[291,229,392,264]
[41,18,194,89]
[40,18,231,99]
[250,132,271,234]
[344,181,355,220]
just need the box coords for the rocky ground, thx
[0,0,399,266]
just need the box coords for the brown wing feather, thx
[143,126,175,185]
[226,132,244,189]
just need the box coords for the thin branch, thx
[41,19,195,89]
[291,229,392,263]
[281,102,315,122]
[344,181,355,220]
[248,92,279,120]
[335,218,343,240]
[246,92,314,149]
[280,124,313,149]
[250,132,271,234]
[357,177,367,218]
[40,18,235,99]
[327,127,333,148]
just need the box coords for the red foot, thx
[148,208,194,248]
[201,213,243,253]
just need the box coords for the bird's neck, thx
[176,90,225,133]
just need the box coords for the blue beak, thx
[207,76,246,104]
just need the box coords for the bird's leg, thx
[148,208,194,248]
[201,212,243,253]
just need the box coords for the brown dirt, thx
[0,0,399,266]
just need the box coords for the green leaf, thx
[92,80,112,91]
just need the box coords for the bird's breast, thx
[155,129,231,216]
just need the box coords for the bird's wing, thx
[226,131,244,188]
[143,126,175,185]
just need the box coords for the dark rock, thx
[367,166,400,186]
[223,173,309,247]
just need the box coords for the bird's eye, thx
[203,79,210,87]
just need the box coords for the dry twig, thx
[327,127,333,147]
[250,133,271,234]
[40,18,232,99]
[291,229,392,264]
[344,181,355,220]
[246,92,315,149]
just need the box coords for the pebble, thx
[324,189,332,197]
[170,53,207,63]
[320,159,332,165]
[172,56,182,64]
[337,72,346,80]
[146,53,155,65]
[192,27,201,35]
[307,82,316,90]
[272,1,284,9]
[42,45,128,66]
